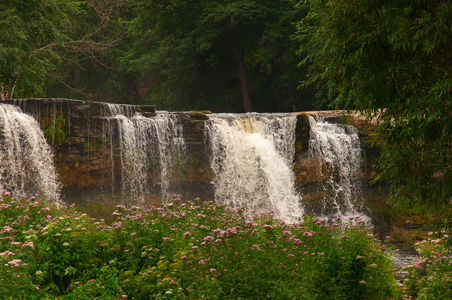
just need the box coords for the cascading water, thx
[0,98,375,224]
[205,113,303,223]
[0,104,61,199]
[103,106,185,203]
[307,115,367,220]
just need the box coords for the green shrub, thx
[405,232,452,299]
[0,192,399,299]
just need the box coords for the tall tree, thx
[297,0,452,241]
[0,0,126,99]
[124,0,310,112]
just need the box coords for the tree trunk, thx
[0,84,12,100]
[233,48,253,112]
[10,84,16,99]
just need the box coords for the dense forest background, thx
[0,0,319,112]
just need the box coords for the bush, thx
[405,233,452,299]
[0,192,399,299]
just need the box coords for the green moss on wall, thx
[42,115,66,146]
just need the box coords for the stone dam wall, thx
[0,98,378,195]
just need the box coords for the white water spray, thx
[307,115,365,219]
[103,106,185,203]
[0,104,61,199]
[206,114,303,223]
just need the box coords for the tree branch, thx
[48,73,93,99]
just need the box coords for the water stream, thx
[0,104,61,199]
[103,107,185,204]
[205,113,303,223]
[306,115,369,222]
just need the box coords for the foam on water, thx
[103,106,185,203]
[307,115,369,222]
[206,113,303,223]
[0,104,61,199]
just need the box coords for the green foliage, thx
[0,0,83,98]
[405,232,452,299]
[2,0,320,111]
[123,0,312,112]
[42,115,66,146]
[0,193,399,299]
[0,0,129,101]
[296,0,452,244]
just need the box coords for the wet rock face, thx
[1,99,215,194]
[0,99,377,198]
[293,111,379,187]
[1,99,124,189]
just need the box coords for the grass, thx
[0,192,401,299]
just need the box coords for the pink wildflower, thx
[2,226,13,233]
[7,259,22,268]
[22,242,34,249]
[0,251,15,258]
[303,231,313,238]
[112,222,123,229]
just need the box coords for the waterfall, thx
[0,98,374,222]
[206,113,303,223]
[0,104,61,199]
[103,106,185,203]
[307,115,366,220]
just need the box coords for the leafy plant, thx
[42,115,66,146]
[0,192,400,299]
[296,0,452,245]
[405,232,452,299]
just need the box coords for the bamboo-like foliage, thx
[296,0,452,245]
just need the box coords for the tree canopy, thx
[0,0,127,101]
[1,0,316,111]
[297,0,452,240]
[123,0,311,111]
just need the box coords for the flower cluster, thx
[405,232,452,299]
[0,192,398,299]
